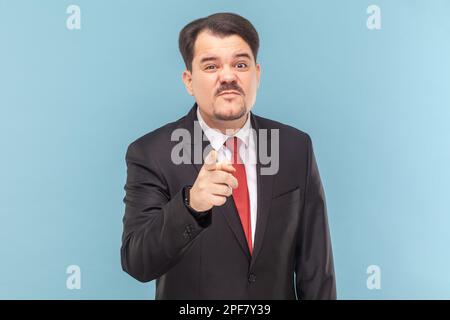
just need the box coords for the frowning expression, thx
[182,30,261,122]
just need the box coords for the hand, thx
[189,149,238,212]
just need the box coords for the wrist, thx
[183,185,206,214]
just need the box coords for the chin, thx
[213,102,247,121]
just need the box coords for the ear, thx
[182,70,194,96]
[256,63,261,89]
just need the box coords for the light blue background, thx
[1,0,449,299]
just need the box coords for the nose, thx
[218,65,238,84]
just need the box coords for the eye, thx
[236,62,248,69]
[204,65,217,71]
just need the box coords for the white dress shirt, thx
[196,108,258,248]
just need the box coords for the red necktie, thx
[227,137,252,255]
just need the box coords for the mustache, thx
[215,83,245,96]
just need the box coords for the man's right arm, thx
[120,141,211,283]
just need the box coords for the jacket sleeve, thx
[295,135,336,299]
[120,141,211,282]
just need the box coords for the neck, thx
[199,108,248,135]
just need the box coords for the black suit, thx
[121,104,336,299]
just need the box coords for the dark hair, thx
[178,12,259,71]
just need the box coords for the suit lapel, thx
[250,114,274,268]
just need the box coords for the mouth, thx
[218,90,241,96]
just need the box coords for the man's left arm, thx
[295,134,336,300]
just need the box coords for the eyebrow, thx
[199,56,219,64]
[234,53,252,60]
[199,52,252,64]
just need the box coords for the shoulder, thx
[252,113,312,147]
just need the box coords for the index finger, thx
[203,149,218,171]
[216,161,236,173]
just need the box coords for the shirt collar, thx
[196,107,251,152]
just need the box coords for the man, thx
[121,12,336,300]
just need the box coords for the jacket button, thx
[248,273,256,283]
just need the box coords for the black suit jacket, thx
[121,103,336,299]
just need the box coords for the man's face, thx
[182,30,260,123]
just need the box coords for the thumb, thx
[203,149,218,171]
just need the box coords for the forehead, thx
[193,30,254,61]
